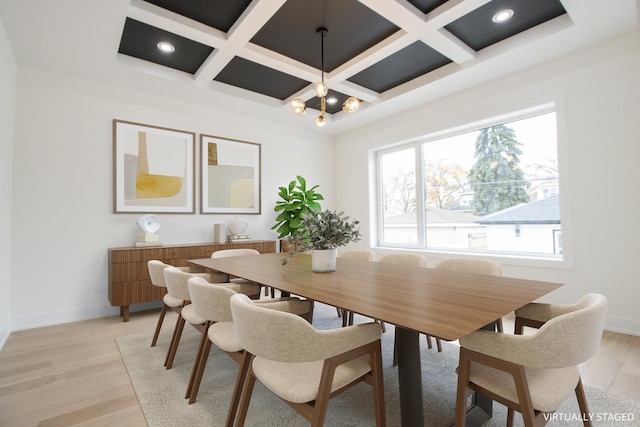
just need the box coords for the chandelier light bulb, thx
[314,81,328,98]
[342,96,360,113]
[316,115,326,127]
[291,97,306,115]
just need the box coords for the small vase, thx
[311,248,338,272]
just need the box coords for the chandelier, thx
[290,27,360,127]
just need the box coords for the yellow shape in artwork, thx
[136,173,183,199]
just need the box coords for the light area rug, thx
[117,303,640,426]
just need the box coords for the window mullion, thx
[415,143,426,247]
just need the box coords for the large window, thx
[377,109,561,259]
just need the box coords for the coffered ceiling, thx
[0,0,637,134]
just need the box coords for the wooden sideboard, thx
[108,240,276,321]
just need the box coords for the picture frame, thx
[200,134,261,214]
[113,120,195,213]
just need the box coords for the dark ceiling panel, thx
[214,57,310,101]
[251,0,399,73]
[406,0,449,15]
[348,41,452,93]
[118,18,213,74]
[143,0,253,33]
[445,0,567,52]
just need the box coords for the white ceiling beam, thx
[128,0,226,48]
[194,0,286,85]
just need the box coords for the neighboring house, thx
[476,194,561,254]
[383,206,483,248]
[528,179,559,201]
[446,190,475,214]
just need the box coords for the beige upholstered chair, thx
[455,293,607,427]
[513,294,600,335]
[336,250,376,325]
[185,277,311,415]
[211,248,273,298]
[230,293,386,427]
[147,260,220,347]
[430,259,504,352]
[377,253,427,267]
[162,266,261,369]
[339,249,376,261]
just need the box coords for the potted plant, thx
[283,209,362,272]
[272,175,324,252]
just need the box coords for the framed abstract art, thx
[200,135,261,214]
[113,120,195,213]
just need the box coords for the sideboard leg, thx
[121,305,130,322]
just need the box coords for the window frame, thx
[373,100,574,269]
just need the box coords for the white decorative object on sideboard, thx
[228,217,251,242]
[135,214,162,247]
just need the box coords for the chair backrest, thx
[211,248,260,259]
[528,293,608,369]
[434,259,502,276]
[148,260,170,287]
[163,266,194,301]
[377,253,427,267]
[339,250,376,261]
[230,293,322,363]
[188,276,237,322]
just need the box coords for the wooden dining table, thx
[189,252,562,426]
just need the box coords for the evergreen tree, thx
[468,125,530,215]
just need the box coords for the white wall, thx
[0,19,16,347]
[9,66,334,330]
[335,32,640,335]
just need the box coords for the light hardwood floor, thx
[0,309,638,426]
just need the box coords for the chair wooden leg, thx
[165,316,185,369]
[371,342,386,426]
[425,334,442,352]
[151,304,169,347]
[312,360,338,427]
[164,308,183,367]
[392,336,397,367]
[454,348,472,426]
[574,378,592,427]
[235,359,257,427]
[507,408,515,427]
[186,322,212,403]
[226,351,252,427]
[511,365,536,427]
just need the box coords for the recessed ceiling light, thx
[492,9,514,23]
[326,97,338,105]
[157,41,175,53]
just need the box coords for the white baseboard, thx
[0,316,11,351]
[9,301,164,332]
[605,314,640,337]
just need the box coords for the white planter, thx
[311,248,338,272]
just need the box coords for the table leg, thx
[396,324,495,427]
[395,327,424,426]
